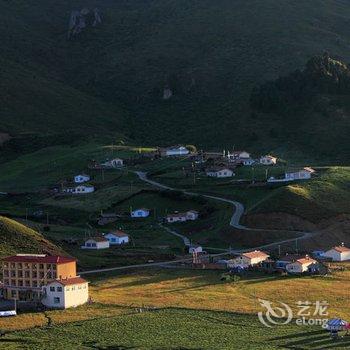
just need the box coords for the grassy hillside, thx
[0,216,63,258]
[1,1,350,160]
[249,167,350,222]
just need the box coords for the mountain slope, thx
[0,216,64,258]
[2,1,350,160]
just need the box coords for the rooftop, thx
[50,277,88,286]
[242,250,269,259]
[86,236,109,242]
[2,255,76,264]
[295,257,317,265]
[332,246,350,253]
[107,230,129,238]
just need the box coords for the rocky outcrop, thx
[68,8,102,39]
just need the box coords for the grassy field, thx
[1,308,342,350]
[89,268,350,320]
[1,268,350,349]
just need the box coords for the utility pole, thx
[101,168,105,182]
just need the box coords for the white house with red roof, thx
[227,250,270,269]
[323,244,350,261]
[42,277,89,309]
[286,256,318,274]
[104,230,129,245]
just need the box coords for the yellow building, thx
[1,254,77,301]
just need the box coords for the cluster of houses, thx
[190,243,350,274]
[200,151,277,179]
[62,173,95,195]
[81,230,130,250]
[0,254,89,310]
[60,157,126,195]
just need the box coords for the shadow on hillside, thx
[97,271,217,290]
[270,330,350,349]
[285,336,350,349]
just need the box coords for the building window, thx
[57,287,62,292]
[50,286,55,292]
[18,263,22,269]
[39,264,44,269]
[54,297,60,304]
[18,280,23,287]
[11,280,16,286]
[33,281,38,287]
[11,290,17,298]
[18,271,23,278]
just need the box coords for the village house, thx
[1,254,80,302]
[102,158,124,168]
[81,237,110,250]
[189,245,203,254]
[227,250,269,269]
[259,155,277,165]
[104,231,130,245]
[166,210,199,223]
[226,150,251,162]
[242,158,255,166]
[186,210,199,220]
[323,244,350,261]
[285,256,318,274]
[63,185,95,194]
[74,174,90,183]
[268,167,315,183]
[206,167,235,178]
[42,277,89,309]
[285,167,315,181]
[131,208,150,218]
[164,146,190,157]
[275,254,303,270]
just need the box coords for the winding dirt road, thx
[79,171,317,275]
